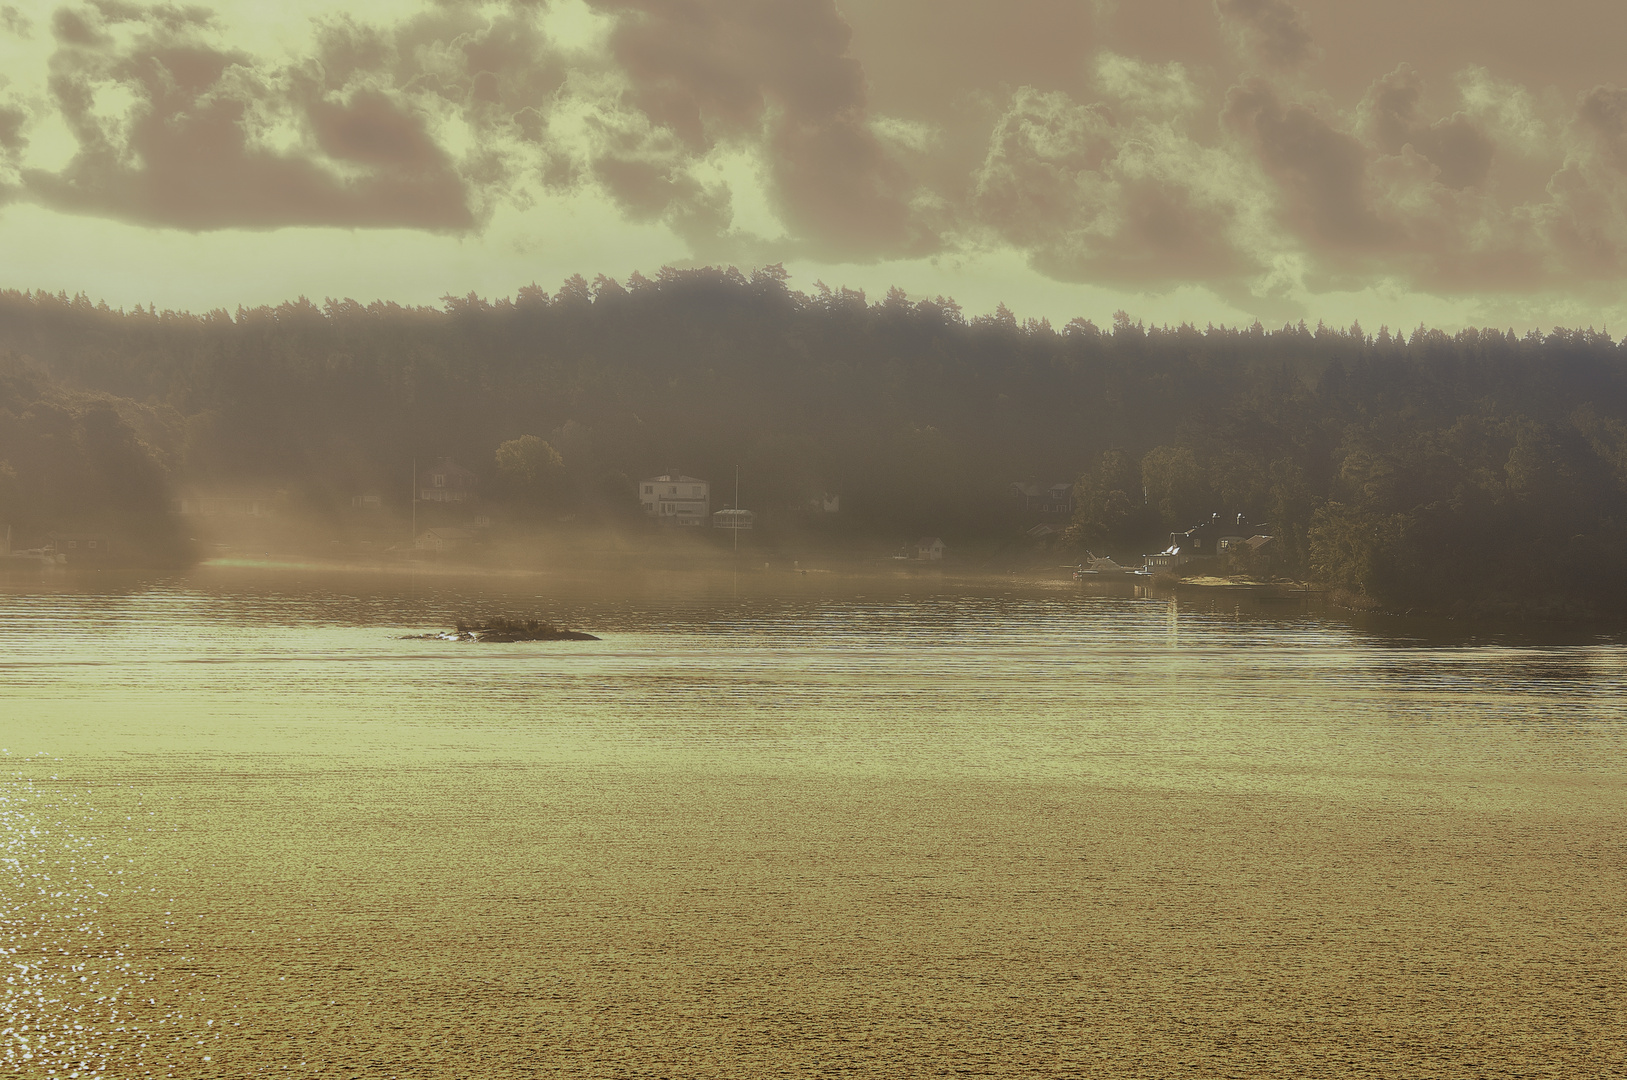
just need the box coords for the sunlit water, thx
[1,566,1623,1077]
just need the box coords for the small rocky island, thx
[405,617,600,642]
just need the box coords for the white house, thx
[640,473,710,525]
[713,509,755,530]
[419,459,479,503]
[415,527,475,553]
[917,536,945,560]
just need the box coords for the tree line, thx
[3,268,1627,617]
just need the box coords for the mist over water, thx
[2,566,1624,1077]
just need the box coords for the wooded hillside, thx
[4,267,1627,617]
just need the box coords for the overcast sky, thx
[3,0,1627,330]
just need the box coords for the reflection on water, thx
[0,761,221,1077]
[1,565,1625,1077]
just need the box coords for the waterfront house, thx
[640,473,710,525]
[419,459,480,504]
[415,527,475,553]
[47,533,112,563]
[713,509,755,530]
[177,490,273,516]
[917,536,946,560]
[1010,481,1075,517]
[1143,512,1269,571]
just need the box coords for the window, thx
[88,540,97,549]
[644,486,653,494]
[434,475,446,487]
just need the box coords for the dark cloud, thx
[973,86,1253,288]
[1576,85,1627,169]
[1,4,32,37]
[15,0,1627,312]
[1225,79,1387,248]
[0,105,25,152]
[1362,65,1493,189]
[23,2,475,231]
[591,0,930,259]
[1214,0,1315,70]
[51,6,109,46]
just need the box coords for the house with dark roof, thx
[1010,481,1075,517]
[419,459,480,504]
[1144,513,1270,571]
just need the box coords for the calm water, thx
[1,565,1624,1077]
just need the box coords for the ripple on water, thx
[1,759,222,1077]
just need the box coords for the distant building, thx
[48,533,112,563]
[177,491,272,516]
[420,459,479,504]
[351,494,383,510]
[1010,482,1075,517]
[713,509,755,530]
[640,473,710,525]
[809,492,841,513]
[415,527,476,553]
[1144,513,1268,571]
[917,536,945,560]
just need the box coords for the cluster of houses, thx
[1143,513,1274,572]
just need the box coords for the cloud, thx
[1361,64,1493,190]
[2,4,33,37]
[1214,0,1315,71]
[0,104,24,152]
[973,84,1263,289]
[1535,85,1627,277]
[1225,78,1387,248]
[10,0,1627,319]
[20,2,477,230]
[588,0,929,259]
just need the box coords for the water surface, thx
[2,566,1623,1077]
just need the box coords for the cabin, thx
[419,459,480,504]
[176,491,273,516]
[713,509,755,530]
[917,536,945,560]
[640,473,710,525]
[415,527,475,553]
[48,533,112,563]
[1143,513,1270,572]
[1010,482,1075,517]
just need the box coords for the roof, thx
[917,536,943,546]
[643,473,706,483]
[426,459,478,479]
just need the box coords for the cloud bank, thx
[4,0,1627,315]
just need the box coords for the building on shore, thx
[713,509,755,530]
[415,527,476,553]
[176,490,274,517]
[1010,482,1075,517]
[47,533,112,563]
[640,473,710,525]
[1143,513,1270,571]
[419,459,480,504]
[917,536,945,561]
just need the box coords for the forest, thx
[4,265,1627,619]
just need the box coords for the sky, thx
[3,0,1627,330]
